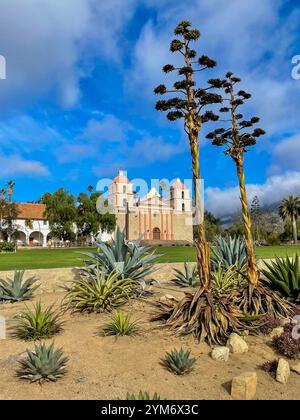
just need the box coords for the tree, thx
[154,20,222,287]
[206,73,294,317]
[41,189,77,241]
[279,195,300,244]
[206,72,265,292]
[0,182,19,241]
[250,196,261,243]
[153,22,242,344]
[76,188,116,241]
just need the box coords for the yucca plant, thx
[12,301,63,341]
[261,255,300,303]
[0,270,39,303]
[64,268,135,313]
[125,391,162,400]
[212,264,246,294]
[172,263,200,288]
[82,227,159,283]
[161,348,196,375]
[211,235,246,272]
[17,342,68,383]
[101,310,139,337]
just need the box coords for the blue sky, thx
[0,0,299,216]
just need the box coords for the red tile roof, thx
[16,203,46,220]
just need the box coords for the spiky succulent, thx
[161,348,196,375]
[0,270,39,303]
[17,342,68,383]
[82,227,159,283]
[261,255,300,302]
[125,391,162,400]
[64,268,135,313]
[101,310,139,337]
[212,264,246,293]
[12,301,63,341]
[172,262,200,287]
[211,235,246,272]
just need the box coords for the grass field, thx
[0,244,299,271]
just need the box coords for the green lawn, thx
[0,244,299,271]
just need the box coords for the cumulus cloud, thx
[0,0,138,109]
[127,0,300,133]
[206,171,300,216]
[271,134,300,172]
[0,154,50,177]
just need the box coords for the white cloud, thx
[0,0,138,109]
[206,171,300,216]
[272,134,300,172]
[0,154,50,177]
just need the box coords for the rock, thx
[231,372,257,400]
[211,346,230,362]
[158,294,177,303]
[291,361,300,375]
[276,358,290,384]
[279,318,291,327]
[270,327,284,339]
[227,333,248,354]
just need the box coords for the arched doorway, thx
[16,231,27,246]
[29,231,43,247]
[153,227,161,240]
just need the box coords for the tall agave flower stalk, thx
[206,72,265,295]
[154,21,223,288]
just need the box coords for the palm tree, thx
[279,196,300,244]
[6,180,15,202]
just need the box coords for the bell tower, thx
[170,178,192,213]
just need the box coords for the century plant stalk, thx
[206,72,266,295]
[154,21,222,288]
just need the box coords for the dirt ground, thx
[0,281,299,400]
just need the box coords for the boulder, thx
[227,333,248,354]
[270,327,284,339]
[276,358,290,384]
[291,361,300,375]
[231,372,257,400]
[211,346,230,362]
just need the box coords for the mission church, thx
[9,170,193,246]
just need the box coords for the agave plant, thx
[64,268,135,313]
[211,235,246,272]
[17,342,68,383]
[161,348,196,375]
[261,255,300,303]
[212,264,246,294]
[82,227,159,283]
[0,270,39,303]
[125,391,162,400]
[172,263,200,288]
[101,310,139,337]
[12,301,63,341]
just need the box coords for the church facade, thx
[108,171,193,243]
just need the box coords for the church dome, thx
[171,178,185,190]
[113,170,129,184]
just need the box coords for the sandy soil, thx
[0,282,299,400]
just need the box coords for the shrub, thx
[161,348,196,375]
[0,241,15,252]
[211,264,246,293]
[172,262,199,287]
[81,227,159,283]
[125,391,162,400]
[17,342,68,383]
[12,301,63,340]
[0,270,39,303]
[260,360,278,378]
[272,323,300,359]
[261,255,300,303]
[258,314,281,335]
[64,268,135,313]
[101,310,139,337]
[211,235,246,272]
